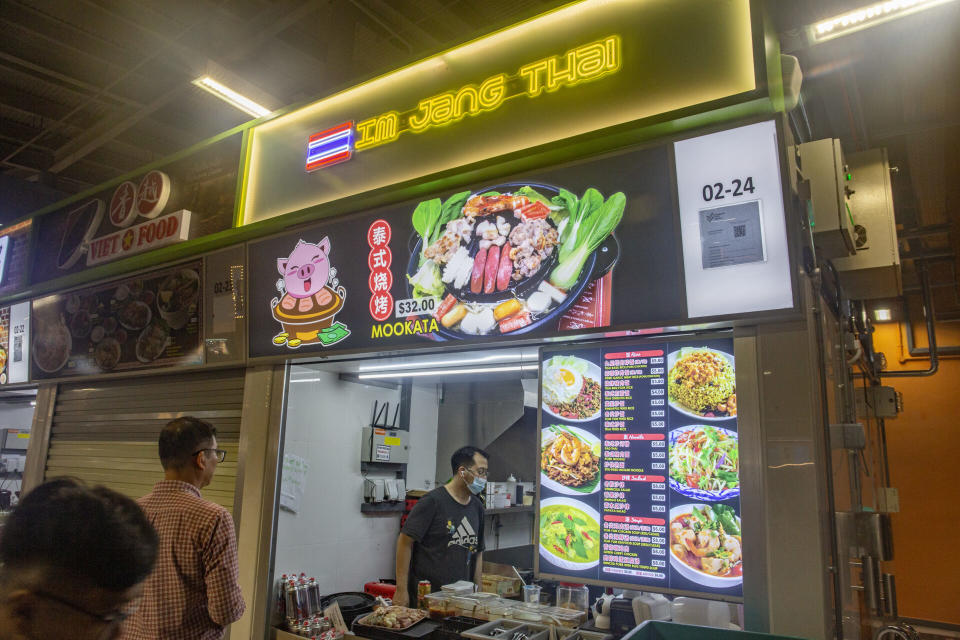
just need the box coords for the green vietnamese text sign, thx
[241,0,758,226]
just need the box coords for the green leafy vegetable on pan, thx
[549,190,626,290]
[515,186,552,206]
[411,198,442,264]
[411,191,470,266]
[438,190,471,232]
[550,188,579,239]
[407,260,444,298]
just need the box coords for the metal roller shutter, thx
[44,369,245,513]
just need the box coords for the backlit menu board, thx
[537,337,742,599]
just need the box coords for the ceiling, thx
[1,0,958,318]
[0,0,568,206]
[771,0,960,322]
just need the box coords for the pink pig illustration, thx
[277,238,334,305]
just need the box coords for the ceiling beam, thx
[0,92,167,167]
[361,0,444,48]
[0,51,142,110]
[46,86,187,174]
[415,0,475,36]
[1,4,178,88]
[39,1,321,176]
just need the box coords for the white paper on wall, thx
[280,453,310,514]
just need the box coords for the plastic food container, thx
[424,593,458,619]
[450,593,501,617]
[441,580,477,595]
[451,596,489,619]
[508,605,587,628]
[484,599,515,620]
[556,584,590,613]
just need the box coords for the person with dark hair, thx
[394,446,489,607]
[121,417,245,640]
[0,477,158,640]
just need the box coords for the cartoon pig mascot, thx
[278,237,333,305]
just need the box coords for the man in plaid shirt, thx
[121,417,245,640]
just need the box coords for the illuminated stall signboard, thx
[245,0,758,225]
[305,36,620,171]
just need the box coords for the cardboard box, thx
[481,561,524,598]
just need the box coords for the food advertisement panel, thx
[0,302,30,384]
[536,338,743,599]
[0,220,32,299]
[30,133,241,285]
[248,141,684,356]
[247,120,795,358]
[30,261,203,379]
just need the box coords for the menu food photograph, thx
[31,261,203,378]
[537,338,743,598]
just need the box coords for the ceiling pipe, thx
[883,262,938,377]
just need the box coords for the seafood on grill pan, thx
[407,185,625,337]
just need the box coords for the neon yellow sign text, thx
[355,35,620,151]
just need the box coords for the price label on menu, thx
[394,296,439,317]
[537,338,742,599]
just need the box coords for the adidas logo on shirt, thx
[448,516,478,550]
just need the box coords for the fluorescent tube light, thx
[192,76,271,118]
[873,308,892,322]
[809,0,958,43]
[357,352,525,372]
[358,363,538,380]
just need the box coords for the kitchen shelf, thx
[485,505,534,516]
[360,502,406,514]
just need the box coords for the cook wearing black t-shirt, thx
[395,446,489,607]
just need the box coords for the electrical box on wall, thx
[792,138,856,258]
[360,426,410,464]
[833,148,902,299]
[855,385,900,419]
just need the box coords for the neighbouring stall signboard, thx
[0,302,30,384]
[248,121,795,358]
[537,337,743,599]
[30,133,241,285]
[241,0,757,224]
[30,261,203,379]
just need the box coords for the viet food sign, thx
[241,0,757,224]
[537,338,743,600]
[248,138,684,357]
[30,261,203,379]
[30,133,241,286]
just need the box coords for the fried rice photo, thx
[668,348,737,418]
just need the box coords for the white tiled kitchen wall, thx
[272,369,440,595]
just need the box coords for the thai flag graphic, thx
[305,121,354,171]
